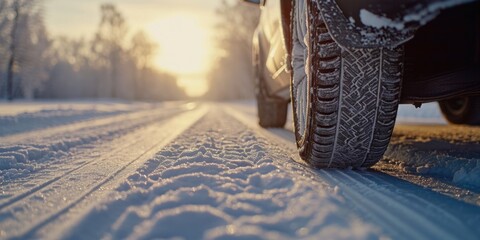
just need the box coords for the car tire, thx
[254,48,288,128]
[291,0,404,168]
[257,95,288,128]
[439,96,480,125]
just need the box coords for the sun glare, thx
[147,13,212,97]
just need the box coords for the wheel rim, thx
[292,0,309,140]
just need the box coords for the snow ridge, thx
[385,118,480,191]
[0,108,126,137]
[62,110,377,240]
[0,107,185,182]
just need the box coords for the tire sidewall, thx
[291,0,311,156]
[440,96,480,125]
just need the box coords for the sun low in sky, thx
[45,0,220,97]
[147,13,211,97]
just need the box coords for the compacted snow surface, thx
[0,101,479,239]
[63,111,377,239]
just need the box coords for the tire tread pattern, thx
[296,0,403,168]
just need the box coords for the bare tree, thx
[129,30,158,98]
[206,1,260,100]
[0,1,10,69]
[52,37,90,71]
[16,8,51,99]
[5,0,23,100]
[2,0,43,100]
[91,4,128,98]
[0,2,9,97]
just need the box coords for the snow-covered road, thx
[0,101,479,239]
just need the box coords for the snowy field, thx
[0,100,479,239]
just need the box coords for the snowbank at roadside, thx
[386,123,480,191]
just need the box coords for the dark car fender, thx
[281,0,476,49]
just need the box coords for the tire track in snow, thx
[53,108,381,240]
[1,103,190,144]
[0,103,190,196]
[352,171,474,229]
[321,170,477,240]
[2,103,479,239]
[0,107,184,211]
[226,105,480,239]
[0,106,131,137]
[0,105,188,204]
[227,102,480,201]
[0,106,207,239]
[227,101,480,202]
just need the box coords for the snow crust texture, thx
[386,124,480,191]
[0,102,186,190]
[63,111,377,239]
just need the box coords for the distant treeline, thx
[0,0,186,101]
[205,1,260,100]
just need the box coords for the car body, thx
[247,0,480,168]
[252,0,480,102]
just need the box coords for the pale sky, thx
[44,0,222,97]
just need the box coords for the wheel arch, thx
[280,0,293,58]
[299,0,477,49]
